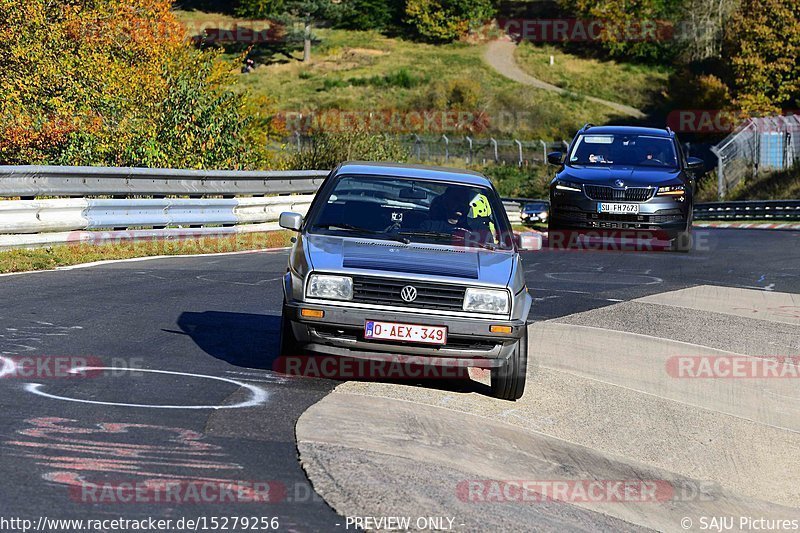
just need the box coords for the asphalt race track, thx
[0,228,798,532]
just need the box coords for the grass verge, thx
[172,8,624,140]
[0,231,293,274]
[513,41,669,112]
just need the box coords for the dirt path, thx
[483,39,646,119]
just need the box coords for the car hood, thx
[303,233,514,287]
[562,166,683,187]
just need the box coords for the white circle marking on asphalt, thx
[24,367,269,410]
[544,272,664,285]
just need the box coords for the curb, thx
[695,222,800,230]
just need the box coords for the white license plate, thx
[364,321,447,345]
[598,203,640,214]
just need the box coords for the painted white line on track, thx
[24,367,269,410]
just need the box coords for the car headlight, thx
[463,288,510,314]
[555,180,582,192]
[306,274,353,300]
[657,185,685,196]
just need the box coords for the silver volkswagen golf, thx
[278,162,532,400]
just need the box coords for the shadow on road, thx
[176,311,281,370]
[175,311,490,396]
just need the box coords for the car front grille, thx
[352,276,465,311]
[555,209,684,224]
[584,185,655,202]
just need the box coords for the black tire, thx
[279,306,300,356]
[490,330,528,401]
[670,216,693,253]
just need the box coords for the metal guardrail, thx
[1,166,798,250]
[694,200,800,221]
[0,166,329,197]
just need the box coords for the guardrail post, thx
[515,139,523,167]
[539,140,547,164]
[710,145,725,199]
[442,135,449,163]
[465,136,473,165]
[490,138,498,163]
[414,134,421,160]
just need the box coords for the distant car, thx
[278,162,533,400]
[521,201,549,224]
[547,124,703,252]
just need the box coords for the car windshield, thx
[524,202,548,212]
[307,175,513,250]
[568,134,678,168]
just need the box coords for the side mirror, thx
[686,157,704,172]
[547,152,564,166]
[279,212,303,231]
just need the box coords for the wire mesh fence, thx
[710,114,800,198]
[281,133,570,167]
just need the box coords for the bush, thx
[417,78,483,110]
[349,68,427,89]
[404,0,495,42]
[480,164,554,199]
[331,0,403,31]
[0,0,268,169]
[287,129,409,170]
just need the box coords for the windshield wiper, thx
[314,223,410,244]
[398,230,500,250]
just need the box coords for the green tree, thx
[557,0,684,61]
[724,0,800,114]
[331,0,402,31]
[404,0,495,42]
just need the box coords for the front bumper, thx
[550,188,689,238]
[283,301,526,368]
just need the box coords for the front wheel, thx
[279,306,300,356]
[490,331,528,401]
[670,219,693,253]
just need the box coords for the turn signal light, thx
[301,309,324,318]
[490,325,513,334]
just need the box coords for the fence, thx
[0,166,328,250]
[2,166,796,251]
[286,134,570,166]
[694,200,800,221]
[710,114,800,199]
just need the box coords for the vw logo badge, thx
[614,179,625,188]
[400,285,418,302]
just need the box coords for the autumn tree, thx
[404,0,495,42]
[0,0,267,168]
[724,0,800,114]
